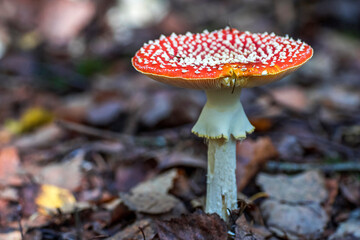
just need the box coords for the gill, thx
[221,67,248,93]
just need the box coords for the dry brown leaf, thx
[329,208,360,240]
[115,160,155,192]
[0,129,12,145]
[122,191,180,215]
[37,149,84,191]
[156,211,227,240]
[324,178,339,213]
[261,199,328,240]
[55,94,92,123]
[236,137,278,191]
[0,187,18,201]
[0,231,22,240]
[108,219,156,240]
[158,151,207,170]
[235,215,271,240]
[271,86,308,111]
[131,169,178,195]
[256,171,328,204]
[340,175,360,206]
[249,117,273,132]
[14,124,65,150]
[103,198,131,224]
[39,0,95,45]
[0,146,23,186]
[121,169,183,215]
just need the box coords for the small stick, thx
[56,120,167,147]
[75,207,82,240]
[17,205,24,240]
[138,227,146,240]
[266,161,360,173]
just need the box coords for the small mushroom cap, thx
[132,28,313,89]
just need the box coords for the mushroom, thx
[132,28,313,220]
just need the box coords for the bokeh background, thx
[0,0,360,239]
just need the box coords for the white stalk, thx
[192,88,254,220]
[206,137,237,219]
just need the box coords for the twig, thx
[17,205,24,240]
[266,161,360,173]
[56,120,167,147]
[75,207,82,240]
[139,227,146,240]
[57,120,132,142]
[294,132,360,159]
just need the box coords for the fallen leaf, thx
[340,175,360,206]
[235,215,271,240]
[340,125,360,148]
[0,231,22,240]
[260,199,328,240]
[156,211,227,240]
[55,94,92,123]
[122,191,180,215]
[324,178,339,213]
[39,0,95,45]
[276,135,304,161]
[19,183,39,217]
[237,137,278,191]
[106,0,170,44]
[271,86,308,111]
[331,208,360,240]
[108,219,156,240]
[102,198,131,224]
[139,91,173,128]
[256,171,328,203]
[329,219,360,240]
[170,169,198,202]
[249,117,273,132]
[37,149,84,191]
[87,100,125,126]
[158,151,206,170]
[115,159,155,192]
[5,107,54,134]
[319,86,360,111]
[0,146,23,186]
[0,187,18,201]
[35,184,76,215]
[0,128,12,145]
[14,124,64,150]
[121,169,185,215]
[131,169,178,195]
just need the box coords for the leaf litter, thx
[0,1,359,239]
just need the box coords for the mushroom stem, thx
[191,88,254,220]
[206,137,237,219]
[192,88,254,140]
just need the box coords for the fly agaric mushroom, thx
[132,28,313,220]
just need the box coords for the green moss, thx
[75,58,107,77]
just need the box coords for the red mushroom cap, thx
[132,28,313,89]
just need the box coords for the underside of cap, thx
[140,63,302,89]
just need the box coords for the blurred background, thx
[0,0,360,239]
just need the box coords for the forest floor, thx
[0,0,360,239]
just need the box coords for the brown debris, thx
[236,137,278,191]
[0,146,23,186]
[156,211,228,240]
